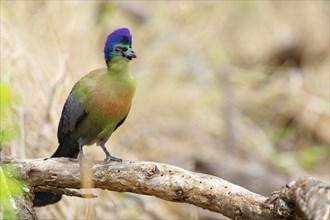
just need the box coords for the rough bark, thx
[2,158,329,220]
[266,176,330,220]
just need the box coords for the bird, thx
[33,28,137,207]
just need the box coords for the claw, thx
[104,155,122,163]
[100,143,122,163]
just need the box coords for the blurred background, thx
[1,1,329,219]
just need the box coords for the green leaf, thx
[0,166,24,220]
[0,84,19,144]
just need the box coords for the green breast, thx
[72,58,136,143]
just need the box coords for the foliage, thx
[0,84,19,146]
[0,84,23,219]
[0,166,25,220]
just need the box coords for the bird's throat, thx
[107,57,131,76]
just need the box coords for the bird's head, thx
[104,28,137,67]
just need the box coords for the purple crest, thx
[104,28,132,63]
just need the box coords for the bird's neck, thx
[106,57,131,76]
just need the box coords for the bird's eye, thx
[115,47,123,52]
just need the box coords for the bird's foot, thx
[78,152,87,163]
[78,152,92,175]
[104,155,122,163]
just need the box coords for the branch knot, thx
[142,164,159,179]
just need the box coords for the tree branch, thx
[2,158,329,220]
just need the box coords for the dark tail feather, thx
[33,140,79,207]
[52,139,80,158]
[33,192,62,207]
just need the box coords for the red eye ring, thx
[115,47,123,52]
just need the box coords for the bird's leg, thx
[77,141,86,162]
[100,144,122,163]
